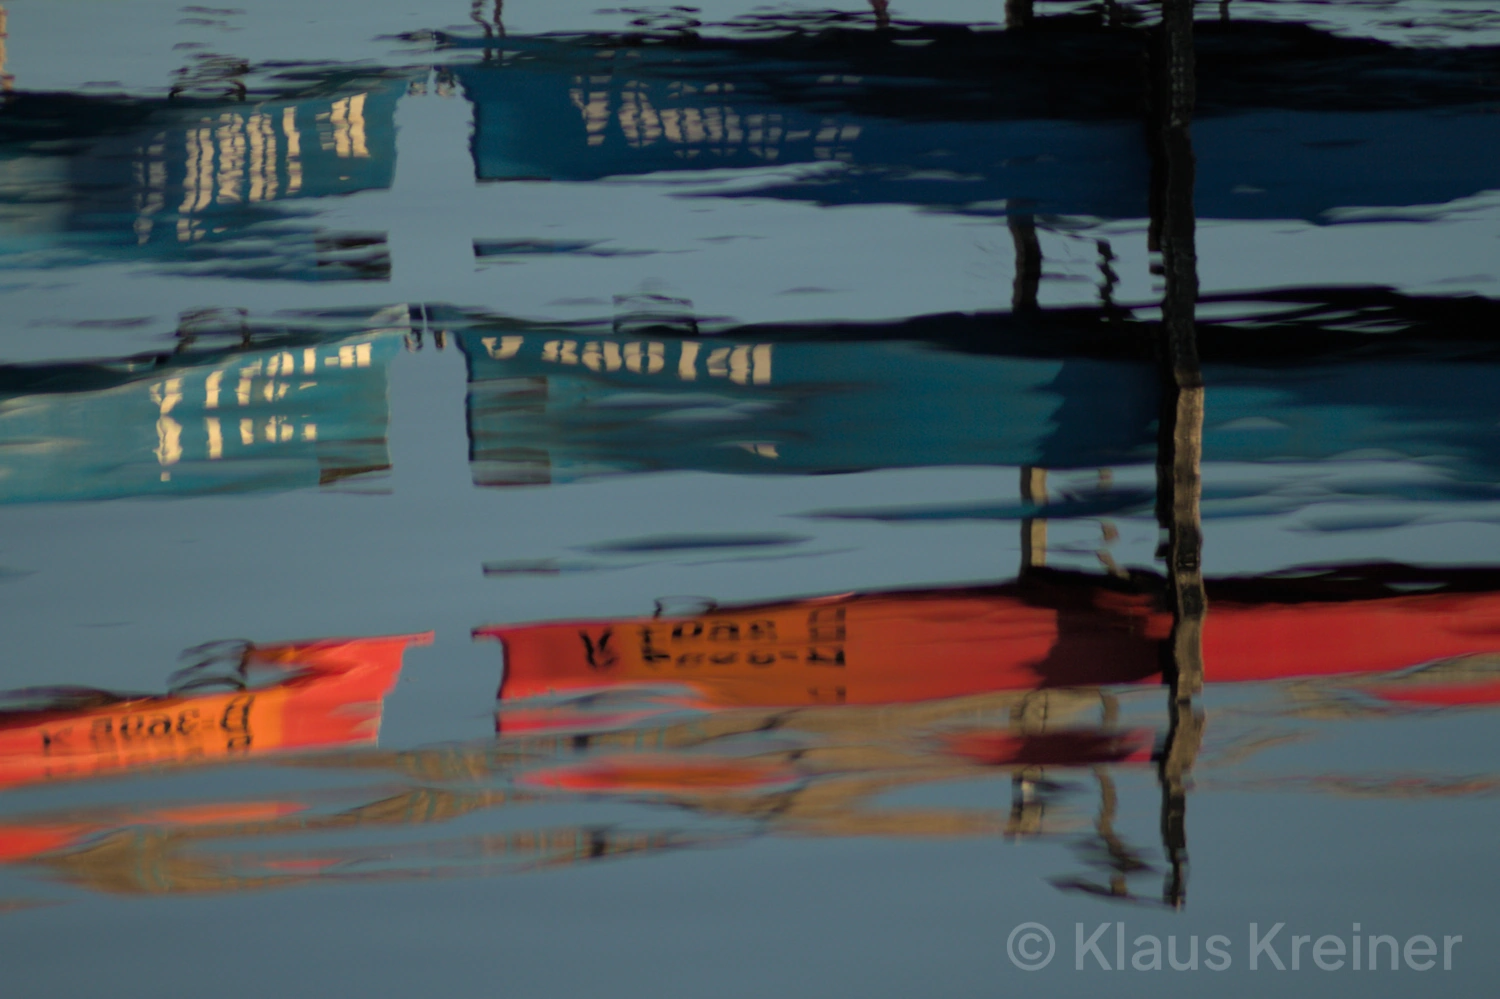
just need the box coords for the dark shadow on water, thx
[582,533,808,553]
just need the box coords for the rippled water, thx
[1,1,1498,995]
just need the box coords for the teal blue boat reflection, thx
[457,313,1500,495]
[0,76,406,278]
[0,310,406,502]
[459,326,1152,483]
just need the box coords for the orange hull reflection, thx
[479,573,1500,710]
[0,632,432,791]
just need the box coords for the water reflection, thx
[0,2,1497,984]
[1,8,1495,294]
[0,551,1492,901]
[0,631,428,791]
[0,307,407,501]
[478,559,1500,905]
[10,293,1499,505]
[455,309,1500,503]
[1,73,404,276]
[481,564,1500,703]
[0,631,429,888]
[0,625,707,893]
[445,12,1500,219]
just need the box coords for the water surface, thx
[0,1,1497,995]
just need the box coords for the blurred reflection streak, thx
[0,736,716,892]
[1195,651,1500,802]
[1242,651,1500,726]
[507,693,1143,841]
[18,788,595,896]
[12,789,714,894]
[0,307,411,502]
[1209,774,1500,799]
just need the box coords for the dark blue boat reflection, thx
[448,19,1500,220]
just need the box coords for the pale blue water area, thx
[0,1,1498,995]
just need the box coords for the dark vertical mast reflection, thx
[1151,0,1205,909]
[1008,212,1042,314]
[1006,0,1035,32]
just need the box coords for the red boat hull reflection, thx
[479,569,1500,710]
